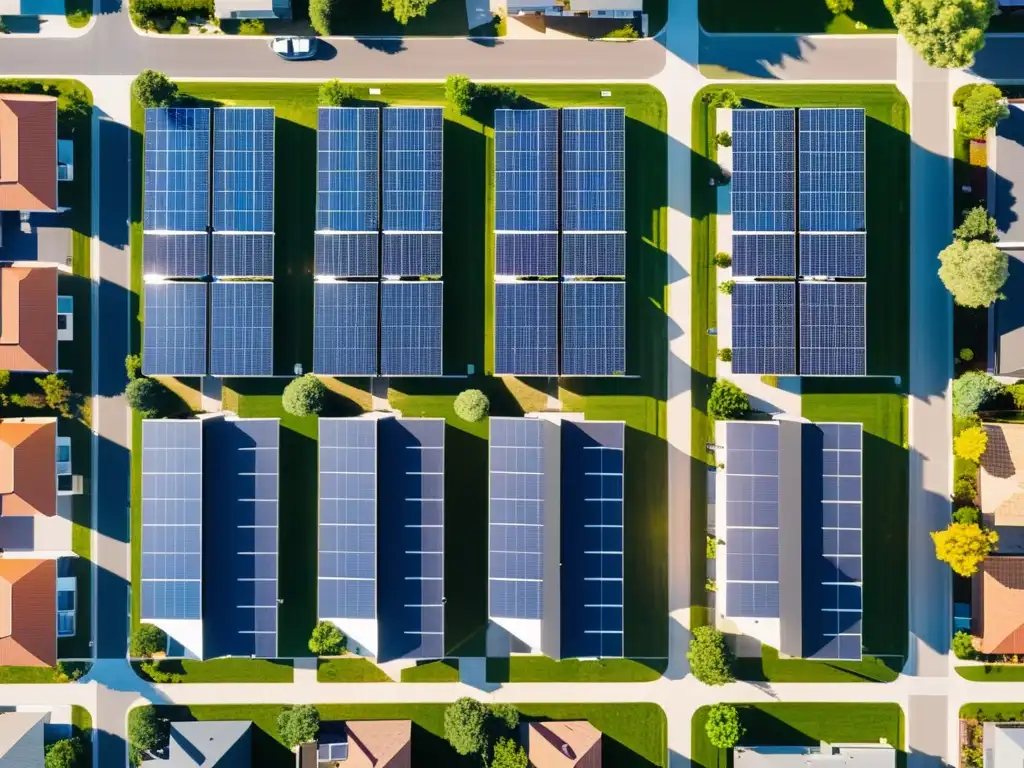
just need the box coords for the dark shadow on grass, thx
[277,426,318,656]
[413,722,477,766]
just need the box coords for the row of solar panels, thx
[730,108,866,279]
[731,281,866,377]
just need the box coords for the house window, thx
[57,577,76,637]
[57,296,73,342]
[56,437,71,475]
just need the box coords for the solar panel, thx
[799,282,866,376]
[210,281,273,377]
[143,282,207,377]
[378,418,445,661]
[319,418,377,621]
[317,107,379,234]
[732,234,796,279]
[315,234,379,279]
[799,233,866,278]
[380,281,442,376]
[141,419,202,622]
[204,418,279,658]
[144,108,210,277]
[495,233,558,278]
[723,422,780,618]
[213,233,274,278]
[489,417,545,620]
[562,233,626,279]
[562,108,625,232]
[382,233,442,277]
[799,108,865,234]
[731,282,796,375]
[731,109,795,233]
[561,421,625,658]
[561,281,625,377]
[494,281,557,376]
[313,281,378,376]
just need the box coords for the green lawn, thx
[400,659,460,682]
[487,656,663,683]
[71,705,93,768]
[957,665,1024,682]
[316,658,394,682]
[693,704,904,768]
[734,643,898,683]
[961,704,1024,721]
[0,666,66,683]
[132,658,294,683]
[698,0,894,33]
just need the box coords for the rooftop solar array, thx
[561,281,625,376]
[562,108,626,278]
[204,418,279,658]
[495,109,559,278]
[800,233,866,279]
[382,108,443,277]
[319,418,377,622]
[143,108,211,278]
[494,281,558,376]
[313,281,379,376]
[141,420,203,622]
[733,234,796,279]
[213,108,275,278]
[561,421,625,658]
[731,282,796,375]
[377,418,445,660]
[380,281,442,376]
[211,281,273,377]
[723,422,780,618]
[143,282,207,377]
[799,282,866,376]
[489,417,545,620]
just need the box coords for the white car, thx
[270,36,318,60]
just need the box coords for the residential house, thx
[0,266,57,373]
[734,743,896,768]
[0,711,47,766]
[504,0,640,20]
[984,722,1024,768]
[0,95,57,214]
[0,560,56,667]
[297,721,412,768]
[973,556,1024,655]
[142,721,252,768]
[525,721,602,768]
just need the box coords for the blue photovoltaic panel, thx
[314,281,378,376]
[143,234,209,279]
[731,282,796,375]
[799,282,866,376]
[210,281,273,377]
[732,234,796,278]
[494,109,558,233]
[731,109,795,233]
[561,421,625,659]
[141,420,202,621]
[382,233,442,277]
[378,418,445,661]
[489,417,545,620]
[380,281,442,377]
[562,108,625,233]
[317,107,379,233]
[561,281,625,376]
[495,233,558,278]
[143,282,207,377]
[799,108,865,234]
[799,233,866,278]
[494,282,557,376]
[562,233,626,278]
[724,422,780,619]
[803,423,863,661]
[383,107,442,234]
[315,233,380,278]
[213,233,274,278]
[204,418,279,659]
[319,418,377,621]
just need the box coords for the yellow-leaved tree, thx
[931,522,998,577]
[954,425,989,463]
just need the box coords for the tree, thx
[687,625,735,685]
[45,738,82,768]
[954,477,977,503]
[129,623,166,658]
[125,377,171,418]
[954,206,998,243]
[308,620,345,656]
[445,75,473,115]
[707,380,749,420]
[825,0,853,14]
[132,70,178,107]
[705,704,744,749]
[58,89,91,125]
[0,370,10,390]
[319,80,355,107]
[1010,382,1024,409]
[718,348,732,362]
[443,697,487,756]
[960,347,976,362]
[282,374,326,417]
[489,703,519,731]
[953,506,980,525]
[931,522,998,577]
[127,706,163,753]
[490,737,529,768]
[952,371,1004,417]
[952,630,980,660]
[125,354,142,380]
[715,131,732,147]
[454,389,489,423]
[238,18,265,33]
[713,252,732,268]
[383,0,436,23]
[278,705,320,748]
[36,373,72,416]
[718,280,735,295]
[958,84,1009,140]
[308,0,332,35]
[955,425,989,463]
[704,89,741,109]
[890,0,996,69]
[939,239,1008,308]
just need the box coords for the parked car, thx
[270,37,318,60]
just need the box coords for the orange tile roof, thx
[528,721,602,768]
[0,420,55,518]
[0,95,57,213]
[0,267,57,373]
[0,559,55,667]
[345,721,412,768]
[976,556,1024,655]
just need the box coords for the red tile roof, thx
[975,556,1024,655]
[0,94,57,213]
[0,559,55,667]
[0,266,57,373]
[0,420,56,519]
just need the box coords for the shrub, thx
[938,238,1008,308]
[954,426,989,463]
[715,130,732,147]
[705,703,744,748]
[55,661,87,682]
[1009,382,1024,409]
[490,737,528,768]
[707,379,750,420]
[282,374,326,417]
[308,0,332,35]
[453,389,489,422]
[489,703,519,731]
[955,206,998,243]
[445,74,473,115]
[953,477,977,503]
[953,630,980,660]
[958,84,1009,140]
[238,18,264,33]
[718,280,735,295]
[604,22,639,38]
[133,70,178,108]
[718,348,732,362]
[308,620,345,656]
[953,371,1004,417]
[125,354,142,380]
[127,706,163,754]
[278,705,320,748]
[444,697,487,756]
[11,393,46,409]
[688,625,734,685]
[45,737,82,768]
[931,522,998,577]
[705,578,717,592]
[0,370,9,391]
[168,15,189,32]
[713,252,732,268]
[825,0,853,14]
[706,535,717,559]
[36,373,72,417]
[319,80,355,107]
[704,89,741,109]
[954,413,982,438]
[953,506,980,526]
[58,89,91,124]
[125,377,172,418]
[383,0,437,24]
[959,347,976,362]
[129,623,166,658]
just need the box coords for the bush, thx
[953,630,980,660]
[319,80,355,107]
[490,737,528,768]
[1009,382,1024,409]
[931,522,998,577]
[825,0,853,13]
[308,0,332,34]
[715,130,732,147]
[444,697,487,756]
[129,623,166,658]
[383,0,437,24]
[707,380,749,420]
[489,703,519,731]
[308,620,345,656]
[958,84,1009,140]
[238,18,264,33]
[10,393,46,409]
[955,425,989,463]
[58,89,91,125]
[705,703,744,748]
[168,15,189,32]
[953,371,1004,417]
[954,476,977,503]
[445,74,473,115]
[718,348,732,363]
[713,252,732,268]
[125,377,172,418]
[133,70,178,107]
[706,535,717,559]
[130,0,212,22]
[704,89,741,109]
[278,705,320,748]
[938,238,1008,308]
[604,23,639,38]
[282,374,326,417]
[128,706,163,754]
[953,506,981,526]
[959,347,976,362]
[955,206,998,244]
[718,280,735,295]
[36,373,72,417]
[688,625,734,685]
[45,738,82,768]
[453,389,489,422]
[125,354,142,380]
[0,370,9,391]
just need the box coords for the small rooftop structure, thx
[978,423,1024,531]
[985,722,1024,768]
[0,559,56,667]
[162,721,252,768]
[526,721,602,768]
[0,711,46,766]
[297,721,411,768]
[0,95,57,213]
[213,0,291,19]
[734,743,896,768]
[0,266,58,373]
[974,556,1024,655]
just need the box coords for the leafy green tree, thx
[319,80,355,106]
[954,477,977,503]
[58,89,91,125]
[1010,382,1024,409]
[718,280,735,295]
[0,370,11,390]
[489,703,519,731]
[707,380,749,420]
[715,130,732,147]
[890,0,996,69]
[713,252,732,268]
[128,707,163,754]
[125,354,142,380]
[278,705,320,748]
[938,238,1008,308]
[238,18,265,33]
[282,374,326,417]
[954,425,989,463]
[953,506,980,526]
[454,389,489,422]
[952,630,980,660]
[443,697,487,756]
[825,0,853,14]
[718,348,732,362]
[45,738,82,768]
[705,704,744,748]
[932,522,998,577]
[132,70,178,107]
[308,620,345,656]
[130,623,166,658]
[954,206,998,243]
[960,347,976,362]
[383,0,436,23]
[445,75,473,115]
[125,377,171,418]
[958,84,1009,140]
[687,625,735,685]
[490,737,528,768]
[952,371,1004,417]
[308,0,332,35]
[704,89,741,109]
[36,373,72,416]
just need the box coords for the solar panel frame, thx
[316,107,380,234]
[313,281,379,377]
[382,233,442,277]
[143,282,208,377]
[143,234,209,280]
[732,234,796,279]
[561,233,626,279]
[562,107,626,234]
[494,281,558,377]
[379,281,443,377]
[798,107,866,235]
[799,281,867,377]
[210,281,274,377]
[561,281,626,377]
[799,233,866,279]
[315,233,380,278]
[731,109,796,234]
[730,282,796,375]
[495,233,558,278]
